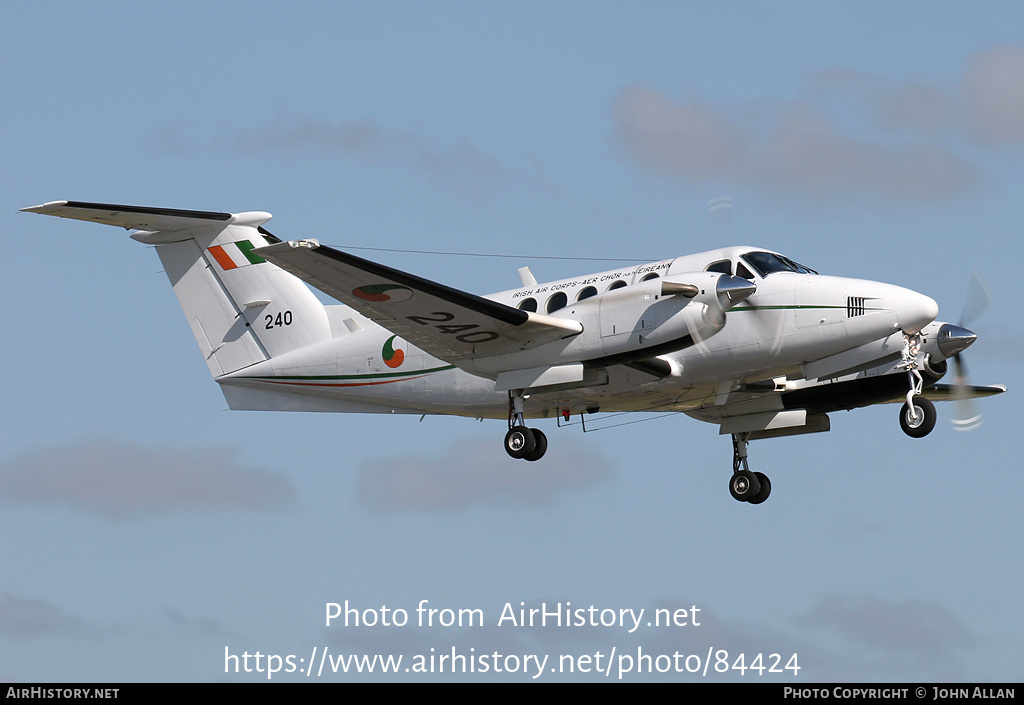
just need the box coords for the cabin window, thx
[546,292,568,313]
[640,272,660,281]
[705,260,732,275]
[517,297,538,312]
[607,280,627,291]
[576,286,598,302]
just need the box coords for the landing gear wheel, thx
[900,397,936,438]
[729,470,761,502]
[504,425,536,459]
[523,429,547,461]
[747,472,772,504]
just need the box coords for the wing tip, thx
[20,200,69,214]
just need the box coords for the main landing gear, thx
[899,332,936,438]
[504,390,547,462]
[729,433,771,505]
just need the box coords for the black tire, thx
[729,470,761,502]
[504,425,536,459]
[900,397,936,438]
[747,472,772,504]
[523,429,548,461]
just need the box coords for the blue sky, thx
[2,1,1021,682]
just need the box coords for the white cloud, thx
[963,46,1024,144]
[756,111,975,201]
[358,438,611,513]
[613,47,1024,203]
[613,85,977,203]
[809,70,957,136]
[797,594,976,652]
[0,439,297,518]
[154,118,556,200]
[793,594,977,680]
[160,606,232,638]
[811,48,1024,146]
[613,86,745,180]
[0,593,98,640]
[231,119,386,155]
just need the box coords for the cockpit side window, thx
[737,262,755,280]
[705,260,732,275]
[779,255,817,275]
[740,251,817,278]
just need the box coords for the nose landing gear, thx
[900,332,936,438]
[900,396,936,438]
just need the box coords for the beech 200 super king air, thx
[23,201,1006,505]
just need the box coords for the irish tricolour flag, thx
[208,240,267,270]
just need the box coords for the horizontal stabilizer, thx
[21,201,272,241]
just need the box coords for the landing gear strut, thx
[899,332,936,438]
[504,390,547,462]
[730,433,771,504]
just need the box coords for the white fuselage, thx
[219,245,940,421]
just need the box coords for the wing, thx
[256,239,582,362]
[916,383,1007,402]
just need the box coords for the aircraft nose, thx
[896,289,939,334]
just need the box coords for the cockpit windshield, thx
[740,251,817,278]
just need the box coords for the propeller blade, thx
[959,267,993,327]
[949,268,992,431]
[708,197,734,247]
[950,354,983,431]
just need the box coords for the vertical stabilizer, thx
[142,220,332,376]
[22,201,333,377]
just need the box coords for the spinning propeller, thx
[706,197,789,355]
[942,268,993,431]
[708,196,734,246]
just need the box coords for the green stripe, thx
[236,240,267,265]
[238,363,456,382]
[731,305,882,312]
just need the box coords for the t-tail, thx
[21,201,333,377]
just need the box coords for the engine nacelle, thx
[463,272,754,379]
[922,354,947,382]
[593,271,751,361]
